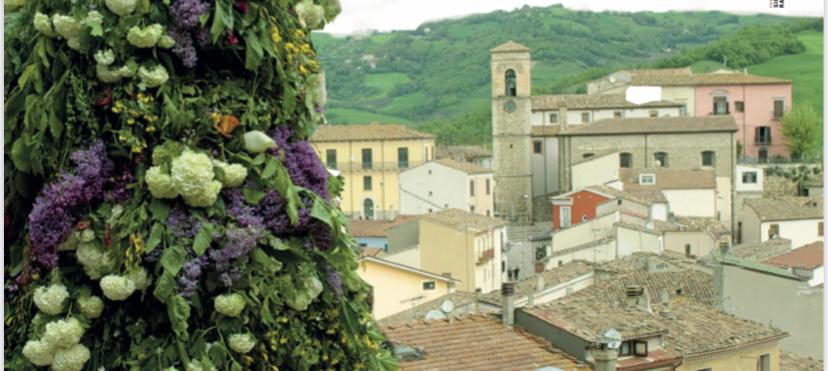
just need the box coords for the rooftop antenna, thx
[424,299,455,322]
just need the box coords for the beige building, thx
[389,209,507,293]
[399,158,494,217]
[742,197,823,248]
[618,168,721,220]
[311,124,436,220]
[356,256,456,320]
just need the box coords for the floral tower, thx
[4,0,397,369]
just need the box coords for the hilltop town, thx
[310,41,824,370]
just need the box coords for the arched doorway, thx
[363,198,374,220]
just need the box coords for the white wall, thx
[651,203,669,221]
[760,219,823,249]
[809,266,824,287]
[571,153,620,190]
[615,225,660,257]
[736,165,763,193]
[552,212,618,251]
[661,86,695,116]
[544,239,617,269]
[383,247,421,268]
[473,227,504,294]
[716,176,733,226]
[531,137,561,196]
[662,189,716,218]
[663,231,717,258]
[399,162,468,215]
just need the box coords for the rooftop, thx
[478,261,594,305]
[311,124,435,142]
[557,116,738,136]
[666,217,731,239]
[431,158,492,174]
[490,40,531,53]
[531,94,683,111]
[585,185,668,206]
[763,241,823,270]
[358,247,384,258]
[379,292,481,326]
[435,145,492,160]
[347,215,420,237]
[727,238,792,262]
[421,208,507,233]
[628,69,791,86]
[719,255,803,281]
[359,257,458,283]
[620,168,717,191]
[745,197,823,221]
[383,314,586,371]
[531,126,563,137]
[591,270,715,306]
[780,351,825,371]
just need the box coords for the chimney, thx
[592,345,618,371]
[560,107,568,129]
[625,285,651,313]
[536,276,545,292]
[527,292,535,306]
[501,281,516,326]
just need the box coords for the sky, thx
[322,0,824,35]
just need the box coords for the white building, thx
[742,197,824,250]
[399,158,494,217]
[618,168,720,220]
[762,241,824,287]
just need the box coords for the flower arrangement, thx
[4,0,397,369]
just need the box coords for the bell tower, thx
[491,41,532,222]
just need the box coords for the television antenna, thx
[425,310,447,321]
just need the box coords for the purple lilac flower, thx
[144,247,162,263]
[167,206,202,239]
[177,255,209,298]
[106,168,134,203]
[170,0,209,28]
[169,26,198,68]
[223,189,265,229]
[268,126,330,200]
[168,0,209,67]
[326,267,343,297]
[27,141,113,269]
[208,225,262,286]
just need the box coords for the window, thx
[713,96,729,115]
[735,101,744,112]
[773,99,784,119]
[756,126,772,144]
[581,112,590,123]
[619,341,632,356]
[654,152,668,167]
[679,105,688,116]
[560,206,571,228]
[613,111,622,119]
[581,215,588,222]
[550,112,559,124]
[649,110,658,118]
[582,153,594,159]
[533,141,542,154]
[685,244,692,257]
[486,179,491,195]
[633,340,648,357]
[505,69,517,97]
[363,176,372,191]
[758,147,769,163]
[819,222,824,237]
[422,281,436,290]
[768,224,780,240]
[363,199,374,220]
[702,151,715,167]
[469,180,475,196]
[325,149,337,169]
[398,147,409,169]
[640,174,656,185]
[470,205,475,213]
[620,153,632,168]
[742,171,758,184]
[757,353,770,371]
[362,148,373,170]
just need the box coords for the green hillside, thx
[314,5,807,126]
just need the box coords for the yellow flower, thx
[127,118,136,125]
[300,43,311,54]
[145,126,156,133]
[132,145,143,154]
[280,317,289,323]
[299,65,308,76]
[270,27,281,43]
[294,29,305,39]
[112,101,125,113]
[279,337,287,344]
[285,42,297,54]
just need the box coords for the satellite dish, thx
[425,310,447,321]
[602,329,622,350]
[440,300,454,313]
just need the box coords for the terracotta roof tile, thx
[311,124,435,142]
[490,41,531,53]
[558,116,737,136]
[421,208,507,232]
[727,238,792,261]
[619,168,716,191]
[347,215,419,237]
[431,158,492,174]
[382,314,587,370]
[745,197,823,221]
[478,261,594,305]
[589,270,715,306]
[585,185,668,206]
[531,94,683,111]
[763,241,823,270]
[379,292,481,326]
[629,70,790,86]
[780,351,824,371]
[435,145,492,160]
[531,126,563,137]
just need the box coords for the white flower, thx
[33,284,69,315]
[42,317,85,349]
[100,275,136,301]
[52,14,83,40]
[171,150,216,199]
[214,293,246,317]
[51,343,91,371]
[95,65,124,83]
[94,50,116,66]
[127,267,152,291]
[105,0,137,17]
[77,295,104,319]
[137,65,169,88]
[127,24,164,48]
[157,35,176,49]
[243,131,276,153]
[80,229,96,242]
[33,12,57,37]
[22,340,54,366]
[76,241,115,279]
[228,333,256,353]
[181,181,222,208]
[214,161,248,188]
[145,166,178,199]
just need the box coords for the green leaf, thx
[268,236,288,251]
[244,33,263,71]
[310,197,333,227]
[153,270,176,301]
[209,0,229,43]
[146,223,164,253]
[48,110,63,139]
[149,198,171,221]
[241,188,266,204]
[261,157,278,179]
[167,294,191,341]
[10,137,31,172]
[160,245,187,275]
[192,224,213,256]
[251,248,282,273]
[251,153,266,165]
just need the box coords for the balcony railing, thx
[325,160,426,172]
[476,249,495,266]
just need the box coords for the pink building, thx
[694,82,792,161]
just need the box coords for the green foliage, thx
[781,104,822,160]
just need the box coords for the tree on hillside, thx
[781,104,822,160]
[3,0,396,369]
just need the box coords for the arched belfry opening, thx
[505,69,517,97]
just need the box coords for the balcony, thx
[326,160,427,172]
[476,249,495,266]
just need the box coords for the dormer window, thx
[639,174,656,185]
[619,340,648,357]
[505,69,517,97]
